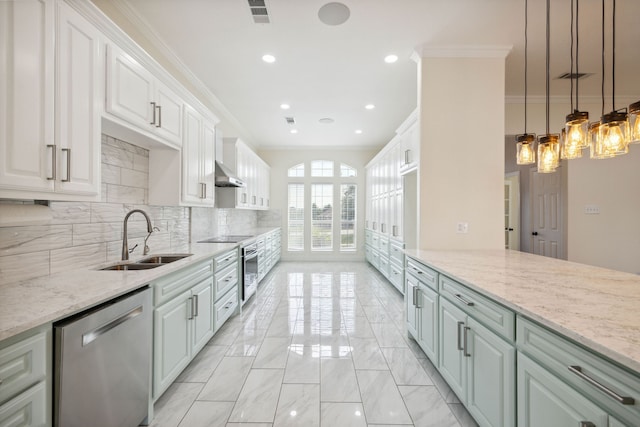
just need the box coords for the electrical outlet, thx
[456,222,469,233]
[584,205,600,215]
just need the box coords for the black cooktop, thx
[198,235,254,243]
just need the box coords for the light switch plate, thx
[584,205,600,215]
[456,222,469,233]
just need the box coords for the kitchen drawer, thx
[0,331,47,404]
[405,258,438,291]
[154,258,213,306]
[371,233,380,250]
[379,255,390,279]
[0,381,47,427]
[214,263,238,300]
[389,241,404,265]
[213,288,238,332]
[517,317,640,425]
[213,249,238,271]
[365,230,373,246]
[378,236,389,255]
[389,261,404,294]
[439,274,514,342]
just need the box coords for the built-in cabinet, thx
[0,0,101,201]
[258,229,282,282]
[217,138,271,210]
[0,326,51,427]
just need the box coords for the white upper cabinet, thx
[0,0,101,201]
[398,110,419,174]
[105,43,183,148]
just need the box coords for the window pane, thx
[288,183,304,251]
[340,163,357,177]
[288,163,305,177]
[340,184,357,250]
[311,183,333,250]
[311,160,334,177]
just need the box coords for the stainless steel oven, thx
[242,242,258,304]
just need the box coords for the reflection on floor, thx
[147,261,478,427]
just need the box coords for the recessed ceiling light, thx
[384,54,398,64]
[319,117,335,124]
[262,54,276,63]
[365,104,375,110]
[280,104,290,110]
[355,129,363,134]
[290,129,298,134]
[318,2,350,26]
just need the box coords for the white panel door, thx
[154,81,183,147]
[0,0,55,192]
[531,169,563,258]
[56,1,101,196]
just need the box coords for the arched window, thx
[340,163,357,177]
[288,163,305,177]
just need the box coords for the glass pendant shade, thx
[589,122,614,159]
[516,134,536,165]
[599,111,630,156]
[560,127,582,159]
[537,134,560,173]
[564,111,589,152]
[629,101,640,143]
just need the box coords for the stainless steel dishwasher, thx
[54,287,152,427]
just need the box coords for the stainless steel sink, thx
[137,254,192,264]
[100,263,161,271]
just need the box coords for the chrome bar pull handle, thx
[457,321,464,351]
[47,144,57,180]
[187,297,194,320]
[156,105,162,128]
[454,293,475,306]
[193,294,199,317]
[415,288,421,308]
[82,306,143,346]
[150,102,156,125]
[61,148,71,182]
[463,326,471,357]
[568,366,635,405]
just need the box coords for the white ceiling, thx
[105,0,640,150]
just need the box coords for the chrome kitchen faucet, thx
[122,209,156,261]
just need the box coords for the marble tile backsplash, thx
[0,135,263,284]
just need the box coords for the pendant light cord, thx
[601,0,605,116]
[612,0,616,110]
[576,0,580,111]
[570,0,574,112]
[545,0,550,135]
[524,0,529,133]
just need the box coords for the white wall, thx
[259,148,377,262]
[418,55,506,250]
[506,97,640,273]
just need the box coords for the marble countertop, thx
[404,249,640,374]
[0,242,239,342]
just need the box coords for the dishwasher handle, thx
[82,305,144,347]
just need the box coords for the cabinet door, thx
[466,317,515,427]
[393,189,403,241]
[181,105,203,204]
[55,1,101,196]
[153,81,183,147]
[0,381,47,427]
[406,275,420,340]
[153,289,192,399]
[517,353,608,427]
[438,297,466,402]
[0,0,55,193]
[191,278,214,354]
[417,284,438,364]
[201,119,216,203]
[106,44,154,130]
[236,144,248,207]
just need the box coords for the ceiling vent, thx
[248,0,270,23]
[285,117,296,125]
[556,72,592,80]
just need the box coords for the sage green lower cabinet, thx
[406,275,439,362]
[191,278,214,353]
[438,297,515,427]
[518,353,608,427]
[609,416,630,427]
[0,382,47,427]
[406,274,420,340]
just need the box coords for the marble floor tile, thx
[176,345,228,383]
[382,348,433,386]
[198,357,254,402]
[398,386,460,427]
[226,424,272,427]
[149,382,203,427]
[265,315,298,337]
[320,358,361,402]
[319,334,352,358]
[370,322,409,348]
[228,369,285,423]
[283,346,320,383]
[273,384,320,427]
[363,304,395,323]
[226,329,267,357]
[177,401,234,427]
[417,358,460,404]
[345,316,376,339]
[356,370,413,425]
[321,402,367,427]
[253,337,292,368]
[449,403,479,427]
[350,337,388,370]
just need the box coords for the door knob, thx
[532,231,538,236]
[505,228,514,231]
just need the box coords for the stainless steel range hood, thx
[215,161,246,188]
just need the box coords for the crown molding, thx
[412,45,512,62]
[506,95,640,105]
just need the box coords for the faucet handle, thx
[128,244,139,254]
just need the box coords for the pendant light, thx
[562,0,588,159]
[537,0,559,173]
[516,0,536,165]
[597,0,630,157]
[630,100,640,143]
